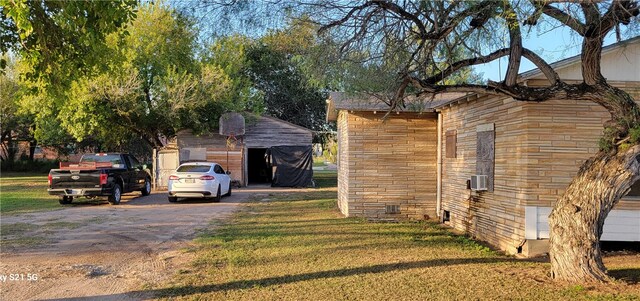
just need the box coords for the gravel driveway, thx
[0,188,255,300]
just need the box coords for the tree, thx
[56,3,259,149]
[317,0,640,283]
[1,0,138,155]
[0,56,23,161]
[245,42,327,131]
[0,0,137,87]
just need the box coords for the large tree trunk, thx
[28,138,37,162]
[549,145,640,282]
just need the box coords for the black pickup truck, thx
[48,153,151,205]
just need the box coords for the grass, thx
[313,170,338,188]
[153,172,640,300]
[313,157,326,167]
[0,173,60,214]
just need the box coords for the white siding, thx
[525,206,640,241]
[532,41,640,82]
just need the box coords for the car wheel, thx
[141,177,151,196]
[225,182,232,197]
[213,185,221,202]
[108,184,122,205]
[59,196,73,205]
[168,196,178,203]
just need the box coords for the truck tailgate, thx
[50,170,102,189]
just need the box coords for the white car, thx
[168,162,232,203]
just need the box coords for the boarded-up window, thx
[446,130,457,158]
[476,124,495,192]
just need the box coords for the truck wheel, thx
[59,196,73,205]
[141,177,151,196]
[108,184,122,205]
[168,196,178,202]
[212,185,221,203]
[225,183,232,197]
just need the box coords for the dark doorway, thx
[248,148,271,184]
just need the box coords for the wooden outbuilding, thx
[174,115,314,187]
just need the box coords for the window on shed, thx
[476,124,495,192]
[445,130,457,158]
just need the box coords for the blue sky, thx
[475,28,620,81]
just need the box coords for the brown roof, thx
[326,91,468,121]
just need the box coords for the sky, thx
[173,1,637,83]
[475,26,622,81]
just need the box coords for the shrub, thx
[1,159,59,173]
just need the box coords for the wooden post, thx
[152,148,157,190]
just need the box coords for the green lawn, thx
[0,173,60,214]
[153,174,640,300]
[313,170,337,188]
[313,157,327,167]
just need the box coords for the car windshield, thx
[177,165,211,173]
[81,154,124,168]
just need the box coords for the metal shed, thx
[174,115,314,187]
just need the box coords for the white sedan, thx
[168,162,232,203]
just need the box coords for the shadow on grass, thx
[39,257,517,301]
[609,268,640,284]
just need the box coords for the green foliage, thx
[245,43,327,131]
[598,137,614,152]
[628,126,640,144]
[203,35,265,116]
[322,140,337,163]
[51,3,257,148]
[0,0,137,90]
[598,126,619,152]
[0,57,22,136]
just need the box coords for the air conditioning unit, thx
[470,175,488,191]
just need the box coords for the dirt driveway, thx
[0,187,267,300]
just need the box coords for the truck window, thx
[126,155,141,169]
[81,154,125,168]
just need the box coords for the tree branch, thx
[503,2,523,86]
[536,1,586,35]
[599,0,640,36]
[423,48,511,84]
[522,48,560,85]
[370,0,427,39]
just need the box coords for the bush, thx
[322,140,338,164]
[1,159,59,173]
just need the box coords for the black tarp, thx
[270,145,313,187]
